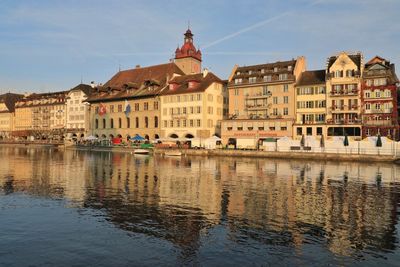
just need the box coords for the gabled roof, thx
[86,62,185,103]
[0,93,24,112]
[104,63,184,88]
[161,72,222,96]
[69,84,94,96]
[327,52,362,70]
[296,70,325,86]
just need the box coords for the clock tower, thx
[174,28,202,75]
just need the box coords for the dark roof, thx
[161,72,222,96]
[87,63,185,103]
[235,59,297,73]
[0,93,24,112]
[69,84,94,96]
[296,70,325,86]
[104,63,184,88]
[327,53,362,70]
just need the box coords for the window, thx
[283,108,288,115]
[365,103,371,110]
[297,127,302,135]
[365,91,371,98]
[249,77,257,83]
[234,88,239,95]
[177,120,180,127]
[118,105,122,112]
[274,67,278,72]
[196,119,201,127]
[95,107,99,114]
[208,106,213,114]
[273,97,278,104]
[135,117,139,128]
[182,107,187,114]
[110,105,114,113]
[154,116,158,128]
[127,117,130,128]
[197,94,201,101]
[163,120,167,127]
[110,118,114,128]
[307,127,312,136]
[103,119,106,129]
[263,75,272,82]
[237,127,243,131]
[154,101,159,110]
[135,103,139,111]
[234,78,243,84]
[283,84,288,92]
[317,127,322,135]
[334,70,343,78]
[183,120,187,127]
[375,90,381,98]
[273,108,278,116]
[144,102,148,110]
[269,126,275,131]
[190,107,194,114]
[196,106,201,113]
[283,96,288,104]
[170,120,174,127]
[279,73,288,80]
[190,120,194,127]
[118,118,122,128]
[346,69,354,77]
[145,117,149,128]
[385,90,391,97]
[95,119,99,129]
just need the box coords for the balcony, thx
[246,92,271,99]
[363,120,394,126]
[246,104,269,111]
[331,105,359,112]
[326,119,361,125]
[364,109,393,114]
[330,89,358,96]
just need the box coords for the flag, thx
[99,103,106,116]
[124,100,131,117]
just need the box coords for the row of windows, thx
[270,108,289,116]
[95,116,159,129]
[233,85,289,96]
[69,115,85,121]
[332,84,357,92]
[226,125,288,131]
[365,103,392,110]
[68,100,82,105]
[299,114,326,122]
[364,89,392,98]
[331,69,357,78]
[234,74,290,84]
[365,78,387,86]
[236,65,292,76]
[163,94,202,103]
[272,96,289,104]
[163,119,202,128]
[297,86,326,95]
[297,100,326,109]
[95,102,158,114]
[69,106,85,112]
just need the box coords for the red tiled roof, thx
[86,63,185,103]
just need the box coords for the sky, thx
[0,0,399,93]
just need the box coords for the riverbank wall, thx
[2,143,398,163]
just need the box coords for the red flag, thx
[99,103,106,116]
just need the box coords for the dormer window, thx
[274,67,278,72]
[188,81,199,89]
[288,66,292,71]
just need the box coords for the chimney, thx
[202,68,209,78]
[135,65,141,68]
[90,81,97,88]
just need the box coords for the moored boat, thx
[134,149,150,155]
[164,151,182,157]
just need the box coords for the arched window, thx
[103,119,106,129]
[127,117,130,128]
[110,118,114,128]
[135,117,139,128]
[118,118,122,128]
[95,119,98,129]
[154,116,158,128]
[145,117,149,128]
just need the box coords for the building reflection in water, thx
[0,147,399,261]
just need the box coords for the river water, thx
[0,147,399,266]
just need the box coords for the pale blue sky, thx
[1,0,399,93]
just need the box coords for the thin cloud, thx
[202,0,326,50]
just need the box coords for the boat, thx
[134,149,150,155]
[164,151,182,157]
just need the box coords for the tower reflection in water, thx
[0,147,399,261]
